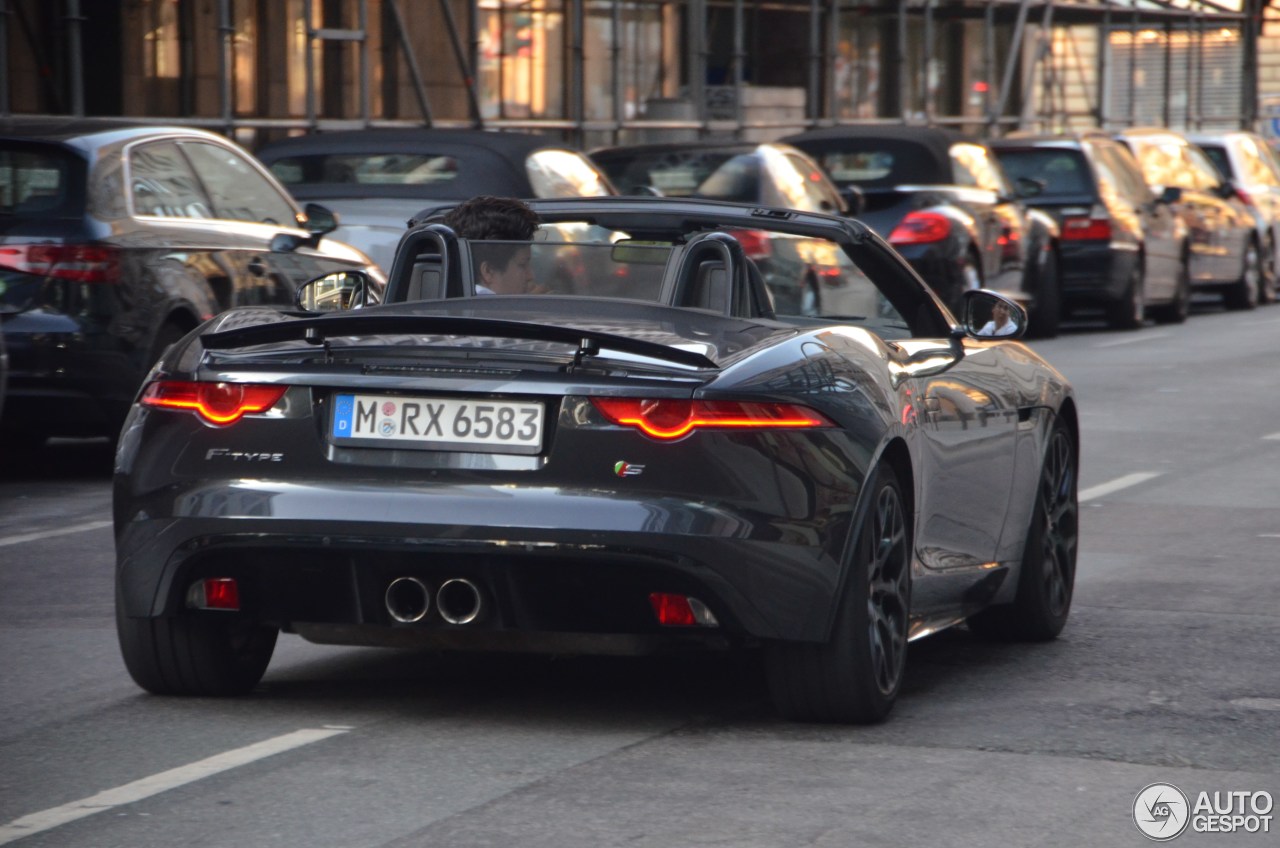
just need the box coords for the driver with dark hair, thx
[443,195,541,295]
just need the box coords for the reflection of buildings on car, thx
[256,129,616,274]
[0,123,376,446]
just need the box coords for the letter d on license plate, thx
[331,393,544,454]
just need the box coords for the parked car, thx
[256,129,617,274]
[113,195,1078,725]
[992,132,1190,328]
[782,125,1062,337]
[0,121,376,446]
[1188,129,1280,302]
[588,140,856,314]
[1113,127,1261,310]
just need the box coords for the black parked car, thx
[992,132,1190,328]
[0,122,376,445]
[1114,128,1261,310]
[257,129,616,274]
[589,141,856,314]
[782,125,1062,337]
[113,196,1078,725]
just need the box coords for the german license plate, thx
[330,393,544,454]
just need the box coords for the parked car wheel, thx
[765,463,911,724]
[1025,245,1060,339]
[1150,258,1191,325]
[968,419,1077,642]
[1223,239,1261,311]
[1105,260,1145,330]
[117,588,279,696]
[1261,235,1277,305]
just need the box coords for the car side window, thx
[129,141,213,219]
[526,149,612,198]
[1238,137,1280,187]
[784,153,843,213]
[180,141,299,225]
[950,143,1006,193]
[1184,146,1224,192]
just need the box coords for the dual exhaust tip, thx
[385,577,483,625]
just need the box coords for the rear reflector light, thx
[590,398,834,441]
[888,211,951,245]
[649,593,719,627]
[726,228,773,260]
[0,242,121,282]
[141,380,287,426]
[187,577,240,611]
[1060,216,1112,241]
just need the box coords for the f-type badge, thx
[613,461,645,478]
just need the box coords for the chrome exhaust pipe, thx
[385,577,431,623]
[436,578,483,625]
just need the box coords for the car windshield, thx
[996,149,1093,196]
[465,239,673,301]
[0,144,84,218]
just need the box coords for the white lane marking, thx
[0,520,113,549]
[1093,332,1171,349]
[1264,432,1280,441]
[1079,472,1161,502]
[0,727,349,845]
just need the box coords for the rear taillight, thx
[0,242,120,283]
[1060,216,1112,241]
[726,228,773,260]
[1235,187,1255,207]
[590,398,834,441]
[888,211,951,245]
[140,380,287,426]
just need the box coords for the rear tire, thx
[1105,260,1145,330]
[1025,245,1060,339]
[1149,259,1190,325]
[967,419,1078,641]
[1223,239,1260,311]
[117,587,278,696]
[765,464,911,723]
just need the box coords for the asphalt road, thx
[1,301,1277,847]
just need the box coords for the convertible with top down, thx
[113,196,1078,723]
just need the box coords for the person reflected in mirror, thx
[442,195,543,295]
[978,300,1019,337]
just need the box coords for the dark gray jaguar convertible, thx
[113,196,1078,724]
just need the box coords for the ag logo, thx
[1134,783,1190,841]
[613,461,644,478]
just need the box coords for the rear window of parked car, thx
[268,153,461,187]
[997,149,1093,196]
[0,143,84,218]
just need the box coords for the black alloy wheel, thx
[968,419,1078,641]
[765,464,911,723]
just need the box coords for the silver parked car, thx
[1189,130,1280,302]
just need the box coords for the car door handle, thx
[247,258,268,277]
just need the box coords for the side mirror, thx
[295,270,381,312]
[963,289,1027,339]
[840,185,866,217]
[1156,185,1183,205]
[302,202,339,237]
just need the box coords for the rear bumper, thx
[1058,243,1134,304]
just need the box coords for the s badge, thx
[613,461,645,478]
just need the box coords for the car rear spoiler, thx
[200,313,719,370]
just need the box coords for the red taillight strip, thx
[590,398,834,441]
[0,243,121,283]
[140,381,287,426]
[888,211,951,245]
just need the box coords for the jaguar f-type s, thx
[113,197,1078,723]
